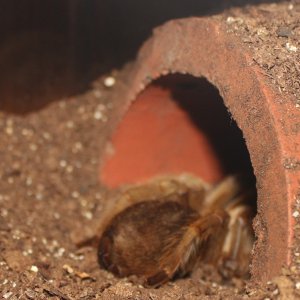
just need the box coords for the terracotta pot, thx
[99,18,300,282]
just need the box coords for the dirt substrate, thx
[0,1,300,299]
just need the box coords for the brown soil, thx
[0,1,299,299]
[0,73,249,300]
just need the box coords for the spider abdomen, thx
[98,200,199,282]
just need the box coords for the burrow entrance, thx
[101,74,256,187]
[100,73,257,279]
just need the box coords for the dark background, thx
[0,0,281,113]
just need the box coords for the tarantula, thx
[97,174,255,287]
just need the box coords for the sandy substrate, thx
[0,72,288,300]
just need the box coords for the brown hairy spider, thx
[97,174,255,287]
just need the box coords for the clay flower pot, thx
[99,18,300,282]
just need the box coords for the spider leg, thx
[200,175,243,215]
[146,210,229,287]
[220,191,255,278]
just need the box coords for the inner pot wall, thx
[101,74,254,188]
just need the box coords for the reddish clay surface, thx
[101,84,224,187]
[99,18,300,282]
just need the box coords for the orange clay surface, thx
[100,84,224,188]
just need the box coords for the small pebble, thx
[286,42,297,52]
[63,264,74,274]
[272,289,279,295]
[60,160,67,168]
[226,16,243,25]
[54,247,65,258]
[293,211,300,218]
[103,76,116,87]
[30,265,38,273]
[83,211,93,220]
[94,111,103,120]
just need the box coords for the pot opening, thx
[100,73,257,280]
